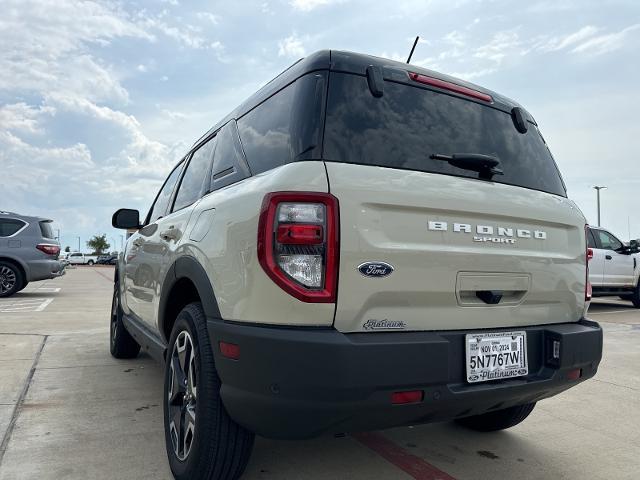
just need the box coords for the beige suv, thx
[111,50,603,480]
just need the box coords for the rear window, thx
[323,73,566,196]
[0,218,26,237]
[39,221,55,239]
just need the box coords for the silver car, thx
[0,211,64,297]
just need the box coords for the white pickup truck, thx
[588,226,640,306]
[66,252,99,266]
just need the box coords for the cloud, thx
[0,103,56,134]
[571,23,640,56]
[538,25,600,52]
[278,33,306,57]
[290,0,344,11]
[197,12,220,24]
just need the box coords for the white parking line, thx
[0,289,60,313]
[34,298,54,312]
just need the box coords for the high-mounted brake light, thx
[36,244,60,256]
[408,72,493,103]
[258,192,339,303]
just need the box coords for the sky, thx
[1,0,639,252]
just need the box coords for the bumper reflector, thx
[219,341,240,360]
[567,368,582,381]
[391,390,424,405]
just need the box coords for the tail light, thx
[36,244,60,256]
[258,192,339,303]
[585,225,592,301]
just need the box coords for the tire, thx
[110,281,140,359]
[88,260,95,266]
[0,261,23,298]
[631,283,640,308]
[164,303,254,480]
[455,402,536,432]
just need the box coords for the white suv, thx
[587,226,640,305]
[110,50,603,480]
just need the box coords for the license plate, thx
[465,331,528,383]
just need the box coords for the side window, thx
[0,219,26,237]
[597,230,623,251]
[209,121,251,191]
[236,72,325,175]
[147,161,184,224]
[173,136,217,212]
[587,229,598,249]
[237,82,296,175]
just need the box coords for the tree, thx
[64,246,71,253]
[86,234,110,255]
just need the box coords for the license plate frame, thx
[465,331,528,383]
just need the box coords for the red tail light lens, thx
[258,192,339,303]
[36,244,60,256]
[408,72,493,102]
[277,224,324,245]
[585,225,592,301]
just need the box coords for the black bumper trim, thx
[207,318,602,439]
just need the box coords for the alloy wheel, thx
[168,331,198,461]
[0,266,17,295]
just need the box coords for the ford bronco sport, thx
[111,50,603,480]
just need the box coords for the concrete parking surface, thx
[0,267,638,479]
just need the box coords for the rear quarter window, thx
[39,221,55,239]
[237,72,326,175]
[0,219,26,237]
[323,73,566,196]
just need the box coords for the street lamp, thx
[76,236,81,252]
[593,186,607,227]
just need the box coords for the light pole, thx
[119,235,124,251]
[593,186,607,227]
[76,236,81,252]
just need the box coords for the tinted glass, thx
[587,229,598,249]
[173,137,216,212]
[148,162,183,223]
[237,72,325,174]
[39,221,55,239]
[0,219,26,237]
[324,73,566,196]
[597,230,623,251]
[209,121,250,191]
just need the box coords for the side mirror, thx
[112,209,140,229]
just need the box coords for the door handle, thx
[160,226,180,241]
[132,240,143,247]
[605,255,612,260]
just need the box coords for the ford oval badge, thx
[358,262,394,278]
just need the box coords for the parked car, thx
[110,50,603,480]
[587,226,640,305]
[67,252,99,265]
[97,254,118,265]
[0,211,64,297]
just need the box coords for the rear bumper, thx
[27,259,65,282]
[208,318,602,439]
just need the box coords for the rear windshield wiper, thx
[430,153,504,180]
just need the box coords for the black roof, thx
[195,49,530,147]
